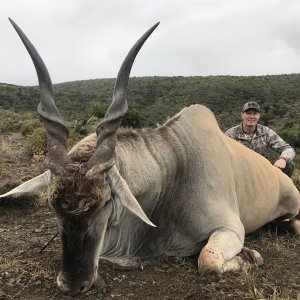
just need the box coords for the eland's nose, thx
[57,272,90,295]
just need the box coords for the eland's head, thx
[9,18,157,295]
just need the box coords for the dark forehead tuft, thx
[48,174,108,216]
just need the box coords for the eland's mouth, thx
[56,271,97,295]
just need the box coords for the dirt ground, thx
[0,134,299,300]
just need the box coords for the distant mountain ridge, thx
[1,74,300,131]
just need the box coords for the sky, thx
[0,0,300,86]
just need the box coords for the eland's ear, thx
[0,170,51,199]
[107,166,156,227]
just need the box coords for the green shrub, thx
[87,103,109,119]
[278,124,300,148]
[0,109,40,134]
[20,118,43,136]
[24,127,47,156]
[86,103,146,128]
[0,110,21,133]
[121,109,146,128]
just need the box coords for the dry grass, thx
[0,133,27,164]
[242,267,299,300]
[0,257,55,282]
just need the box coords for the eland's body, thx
[1,19,299,296]
[68,105,299,259]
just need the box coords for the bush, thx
[20,118,43,136]
[278,124,300,148]
[0,110,21,133]
[87,103,109,119]
[24,128,47,156]
[0,109,41,134]
[121,109,147,128]
[86,103,147,128]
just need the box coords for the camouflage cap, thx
[242,101,261,112]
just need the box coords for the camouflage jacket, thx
[225,123,295,163]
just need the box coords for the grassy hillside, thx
[1,74,300,131]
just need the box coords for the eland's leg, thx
[290,218,300,234]
[198,228,263,273]
[276,214,300,235]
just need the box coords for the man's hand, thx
[274,158,287,170]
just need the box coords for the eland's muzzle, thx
[56,271,96,295]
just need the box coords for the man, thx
[225,101,295,177]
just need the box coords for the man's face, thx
[241,109,260,127]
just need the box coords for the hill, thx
[1,74,300,131]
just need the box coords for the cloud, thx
[1,0,300,86]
